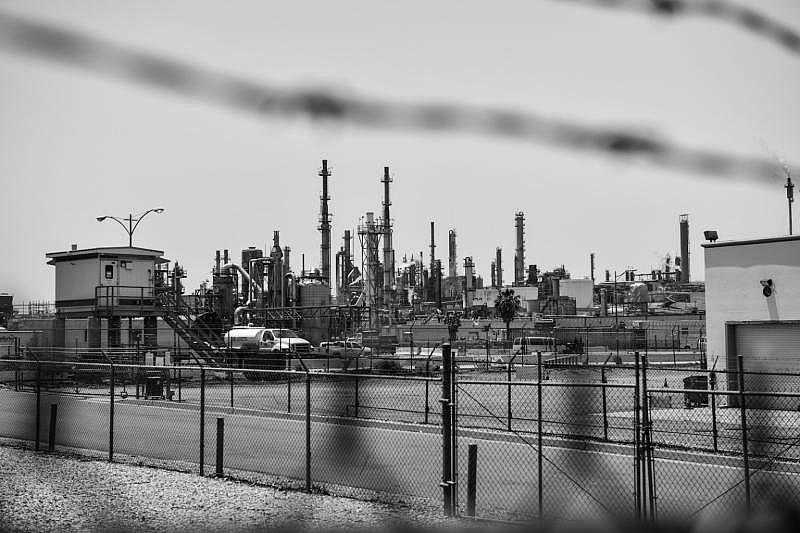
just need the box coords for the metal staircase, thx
[155,287,223,366]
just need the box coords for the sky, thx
[1,0,799,303]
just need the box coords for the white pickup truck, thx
[223,327,312,353]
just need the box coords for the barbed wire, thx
[552,0,800,57]
[0,10,794,184]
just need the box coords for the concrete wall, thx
[705,238,800,374]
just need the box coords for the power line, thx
[0,10,794,184]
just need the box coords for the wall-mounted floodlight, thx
[703,230,719,242]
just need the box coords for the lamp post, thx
[97,208,164,247]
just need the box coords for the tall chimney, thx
[495,247,503,287]
[429,221,436,273]
[214,250,221,275]
[590,252,596,282]
[464,256,475,309]
[448,229,457,278]
[491,261,497,288]
[679,214,690,283]
[382,166,394,307]
[319,160,332,284]
[223,249,229,265]
[514,212,525,285]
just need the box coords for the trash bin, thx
[683,375,708,408]
[145,376,163,399]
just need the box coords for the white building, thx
[704,235,800,404]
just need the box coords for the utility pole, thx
[786,171,795,235]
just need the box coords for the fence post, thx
[640,353,657,522]
[507,361,512,432]
[305,372,311,492]
[440,343,454,516]
[466,443,477,517]
[35,359,41,451]
[633,351,641,521]
[48,403,57,452]
[109,363,115,462]
[200,367,206,476]
[537,350,543,521]
[737,355,751,515]
[710,371,718,452]
[601,365,609,441]
[354,374,359,418]
[216,417,224,476]
[229,369,234,409]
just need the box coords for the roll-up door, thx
[732,323,800,409]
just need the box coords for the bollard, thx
[216,417,224,476]
[35,362,41,451]
[424,379,430,424]
[354,374,360,418]
[229,370,234,409]
[48,403,57,452]
[737,355,751,514]
[466,444,477,517]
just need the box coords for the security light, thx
[703,230,718,242]
[760,279,773,297]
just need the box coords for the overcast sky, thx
[1,0,799,303]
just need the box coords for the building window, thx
[105,265,114,280]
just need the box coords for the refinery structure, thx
[3,160,706,365]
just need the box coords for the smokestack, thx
[429,221,436,272]
[590,252,596,282]
[679,214,690,283]
[319,160,332,284]
[551,278,560,299]
[215,250,221,275]
[464,256,475,309]
[448,229,457,278]
[491,261,497,288]
[514,212,525,285]
[495,247,503,287]
[223,249,229,265]
[382,166,394,307]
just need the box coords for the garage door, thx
[732,323,800,409]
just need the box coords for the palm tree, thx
[494,288,520,343]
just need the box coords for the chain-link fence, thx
[2,349,800,527]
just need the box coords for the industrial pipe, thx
[222,262,263,325]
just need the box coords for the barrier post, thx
[216,417,224,476]
[466,444,477,517]
[48,403,57,452]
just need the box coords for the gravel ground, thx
[0,445,463,533]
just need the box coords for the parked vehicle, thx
[224,327,312,353]
[223,327,312,380]
[511,336,555,354]
[318,340,372,356]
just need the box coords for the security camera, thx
[760,279,773,297]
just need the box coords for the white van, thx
[224,327,312,353]
[512,336,555,354]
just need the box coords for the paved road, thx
[1,388,798,524]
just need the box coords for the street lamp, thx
[96,208,164,247]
